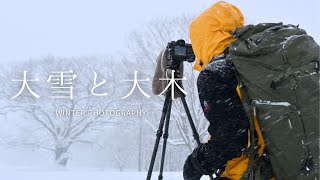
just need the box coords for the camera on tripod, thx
[147,40,215,180]
[166,39,195,70]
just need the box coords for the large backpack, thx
[228,23,319,180]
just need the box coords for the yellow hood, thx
[190,1,244,71]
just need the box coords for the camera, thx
[166,39,195,70]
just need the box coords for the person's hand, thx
[183,154,203,180]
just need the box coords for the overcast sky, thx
[0,0,319,62]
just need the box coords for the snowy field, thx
[1,170,184,180]
[0,167,214,180]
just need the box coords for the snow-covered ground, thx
[0,169,184,180]
[0,167,215,180]
[2,171,181,180]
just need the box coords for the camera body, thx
[166,39,195,70]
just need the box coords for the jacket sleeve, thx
[196,58,249,171]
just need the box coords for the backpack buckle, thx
[301,157,314,176]
[310,59,319,73]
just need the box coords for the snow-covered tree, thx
[0,56,120,166]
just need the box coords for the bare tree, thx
[0,56,120,167]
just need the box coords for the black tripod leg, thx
[158,99,172,180]
[181,96,215,180]
[146,94,171,180]
[180,96,201,146]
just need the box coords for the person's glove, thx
[183,154,203,180]
[183,145,213,180]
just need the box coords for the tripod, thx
[146,89,215,180]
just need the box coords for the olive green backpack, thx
[228,23,319,180]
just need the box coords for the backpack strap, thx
[232,65,272,180]
[237,82,257,180]
[230,63,257,179]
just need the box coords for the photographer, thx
[183,2,249,180]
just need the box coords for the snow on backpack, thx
[227,23,319,180]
